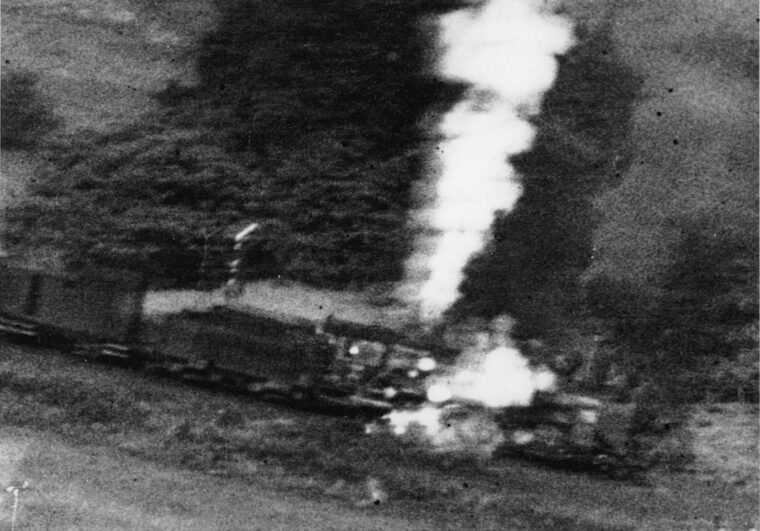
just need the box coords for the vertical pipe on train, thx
[225,222,260,299]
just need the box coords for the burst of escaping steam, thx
[381,403,506,458]
[427,382,453,404]
[382,338,557,454]
[442,346,557,408]
[533,367,557,392]
[424,344,557,410]
[404,0,574,321]
[384,405,443,437]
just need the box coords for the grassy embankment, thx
[0,345,603,530]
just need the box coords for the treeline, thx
[585,226,758,403]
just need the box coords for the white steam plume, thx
[404,0,574,321]
[427,345,558,408]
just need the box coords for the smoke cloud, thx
[403,0,574,321]
[383,404,506,458]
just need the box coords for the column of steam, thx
[404,0,574,322]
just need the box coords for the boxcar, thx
[0,263,38,328]
[0,261,144,346]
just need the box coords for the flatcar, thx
[0,261,144,352]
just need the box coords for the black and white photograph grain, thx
[0,0,758,529]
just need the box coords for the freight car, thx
[0,260,448,413]
[0,261,145,351]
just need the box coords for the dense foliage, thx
[586,224,759,403]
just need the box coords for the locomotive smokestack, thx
[225,222,260,299]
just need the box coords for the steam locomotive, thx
[427,392,642,475]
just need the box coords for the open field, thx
[0,342,757,530]
[687,403,759,490]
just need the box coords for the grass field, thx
[686,403,759,492]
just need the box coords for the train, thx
[0,258,646,475]
[0,259,453,412]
